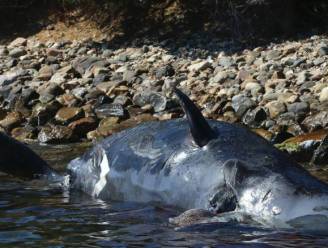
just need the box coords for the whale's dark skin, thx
[0,89,328,228]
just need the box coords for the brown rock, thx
[11,127,35,141]
[55,107,84,124]
[0,112,23,131]
[68,117,98,137]
[47,48,62,57]
[265,101,286,118]
[38,65,54,81]
[252,128,274,141]
[97,117,120,136]
[56,94,79,107]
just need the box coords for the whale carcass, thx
[0,88,328,228]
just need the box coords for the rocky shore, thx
[0,36,327,166]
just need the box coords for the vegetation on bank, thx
[1,1,328,43]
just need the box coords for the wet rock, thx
[29,101,61,126]
[11,126,36,141]
[231,94,255,117]
[68,117,98,137]
[38,125,75,144]
[277,130,328,162]
[0,112,23,131]
[55,107,84,124]
[169,209,214,227]
[95,103,126,119]
[265,100,286,118]
[312,135,328,166]
[252,128,273,141]
[86,130,102,140]
[9,47,26,58]
[242,107,267,128]
[97,117,120,136]
[272,131,294,144]
[133,91,167,113]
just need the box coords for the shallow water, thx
[0,143,327,247]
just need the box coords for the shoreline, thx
[0,35,327,166]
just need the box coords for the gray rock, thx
[209,71,228,84]
[50,65,75,84]
[313,57,325,66]
[266,50,281,60]
[71,87,88,100]
[155,65,175,78]
[9,47,27,58]
[296,71,310,85]
[72,56,107,76]
[318,46,328,56]
[219,56,234,68]
[133,91,167,113]
[231,94,255,117]
[0,69,27,86]
[123,70,137,83]
[287,102,309,115]
[302,111,328,131]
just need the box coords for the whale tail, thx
[0,132,59,180]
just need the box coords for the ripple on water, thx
[0,143,327,247]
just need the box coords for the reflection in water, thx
[0,143,327,247]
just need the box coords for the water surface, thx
[0,143,327,247]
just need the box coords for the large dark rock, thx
[95,103,126,119]
[312,135,328,166]
[242,107,267,128]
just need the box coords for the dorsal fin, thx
[174,88,217,147]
